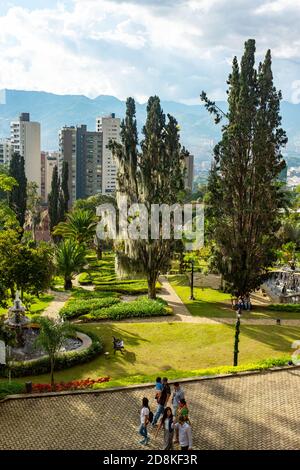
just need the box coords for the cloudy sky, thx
[0,0,300,103]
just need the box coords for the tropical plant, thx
[53,209,97,245]
[56,239,87,289]
[34,317,75,390]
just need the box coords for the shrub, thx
[0,329,103,378]
[94,281,161,295]
[60,297,121,319]
[81,297,172,321]
[72,290,119,300]
[0,381,25,400]
[268,303,300,312]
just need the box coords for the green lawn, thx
[2,322,298,387]
[0,293,54,318]
[169,275,300,319]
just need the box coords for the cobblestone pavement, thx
[1,369,300,450]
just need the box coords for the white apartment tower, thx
[0,138,13,165]
[10,113,41,193]
[96,113,120,194]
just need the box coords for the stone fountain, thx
[3,292,84,362]
[4,292,30,347]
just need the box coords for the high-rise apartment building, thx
[96,113,120,194]
[184,154,194,190]
[0,138,13,165]
[59,125,102,205]
[41,151,59,203]
[10,113,41,192]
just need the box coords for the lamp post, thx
[233,310,241,367]
[189,259,195,300]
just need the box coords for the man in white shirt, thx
[173,415,192,450]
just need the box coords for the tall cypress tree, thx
[110,96,186,298]
[8,152,27,229]
[201,39,287,297]
[61,161,70,212]
[48,165,60,232]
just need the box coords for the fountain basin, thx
[9,327,92,363]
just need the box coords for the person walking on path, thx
[154,377,163,403]
[172,382,184,417]
[176,398,189,420]
[173,415,193,451]
[139,397,150,445]
[155,407,174,450]
[152,377,171,426]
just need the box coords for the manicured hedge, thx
[72,290,119,300]
[60,297,121,319]
[80,297,172,321]
[0,329,103,378]
[94,281,161,295]
[268,303,300,312]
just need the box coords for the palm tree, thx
[56,239,86,289]
[53,209,97,245]
[35,317,74,390]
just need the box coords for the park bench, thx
[113,336,125,354]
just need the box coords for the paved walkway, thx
[41,276,300,326]
[41,290,71,320]
[1,368,300,450]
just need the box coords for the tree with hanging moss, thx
[8,152,27,229]
[110,96,186,298]
[201,39,288,298]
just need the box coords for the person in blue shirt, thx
[154,377,163,402]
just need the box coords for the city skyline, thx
[0,1,299,104]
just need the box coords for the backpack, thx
[148,410,154,423]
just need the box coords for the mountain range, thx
[0,89,300,169]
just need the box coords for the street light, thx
[189,259,195,301]
[233,310,241,367]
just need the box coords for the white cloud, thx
[0,0,299,102]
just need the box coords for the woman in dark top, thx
[155,407,174,450]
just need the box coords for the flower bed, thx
[32,376,110,393]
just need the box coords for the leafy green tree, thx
[73,193,116,212]
[201,39,287,297]
[0,229,21,301]
[56,239,86,289]
[8,153,27,230]
[35,317,74,390]
[0,172,19,229]
[53,209,97,245]
[12,243,54,299]
[110,96,186,298]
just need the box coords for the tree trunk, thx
[10,285,15,300]
[64,277,72,290]
[50,357,55,391]
[147,274,157,299]
[96,241,102,260]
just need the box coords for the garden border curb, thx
[1,363,299,403]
